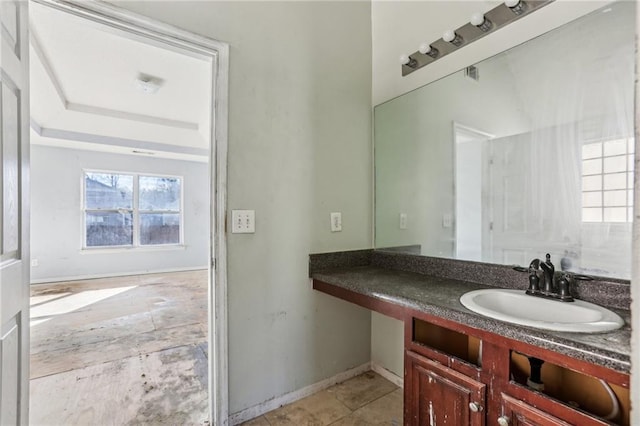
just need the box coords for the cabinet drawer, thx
[500,394,572,426]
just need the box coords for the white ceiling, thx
[29,2,212,162]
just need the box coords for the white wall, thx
[30,145,209,282]
[110,0,373,416]
[372,0,610,105]
[371,312,403,378]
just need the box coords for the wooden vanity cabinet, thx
[311,279,629,426]
[404,313,629,426]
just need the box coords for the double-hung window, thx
[83,171,182,248]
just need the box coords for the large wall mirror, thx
[374,1,635,280]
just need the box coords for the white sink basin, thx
[459,289,624,333]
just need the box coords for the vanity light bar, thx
[401,0,554,77]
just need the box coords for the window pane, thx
[603,156,627,174]
[603,190,626,207]
[603,139,627,156]
[629,189,634,204]
[582,142,602,160]
[86,212,133,247]
[628,172,634,189]
[140,213,180,245]
[604,207,627,222]
[582,208,602,222]
[582,158,601,175]
[139,176,181,211]
[628,154,635,172]
[603,173,627,190]
[582,175,602,191]
[582,191,601,207]
[628,138,635,154]
[85,173,133,209]
[629,207,634,222]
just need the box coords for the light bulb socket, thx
[401,55,418,68]
[474,16,493,32]
[506,0,526,15]
[443,30,464,47]
[419,44,439,59]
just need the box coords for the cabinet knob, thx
[497,416,510,426]
[469,402,483,412]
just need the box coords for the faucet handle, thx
[515,261,542,294]
[513,258,541,273]
[572,274,594,281]
[529,258,540,270]
[557,273,574,301]
[526,260,541,294]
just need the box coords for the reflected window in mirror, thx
[582,138,634,223]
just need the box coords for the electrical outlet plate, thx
[399,213,407,229]
[232,210,255,233]
[442,213,453,228]
[330,212,342,232]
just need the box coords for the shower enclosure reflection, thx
[374,1,634,279]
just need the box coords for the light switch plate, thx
[232,210,255,233]
[330,212,342,232]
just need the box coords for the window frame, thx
[81,169,184,250]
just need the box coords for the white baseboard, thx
[228,362,372,425]
[371,361,404,388]
[29,265,208,285]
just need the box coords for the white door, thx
[485,133,543,266]
[0,0,30,424]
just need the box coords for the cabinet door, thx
[405,350,485,426]
[500,394,571,426]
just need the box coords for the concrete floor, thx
[242,371,402,426]
[29,270,402,425]
[29,270,209,425]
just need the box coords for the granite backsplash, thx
[309,249,631,310]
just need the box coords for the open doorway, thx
[26,1,228,423]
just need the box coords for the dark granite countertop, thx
[312,265,631,374]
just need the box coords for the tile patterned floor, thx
[241,371,403,426]
[29,270,209,425]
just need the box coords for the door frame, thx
[30,1,230,424]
